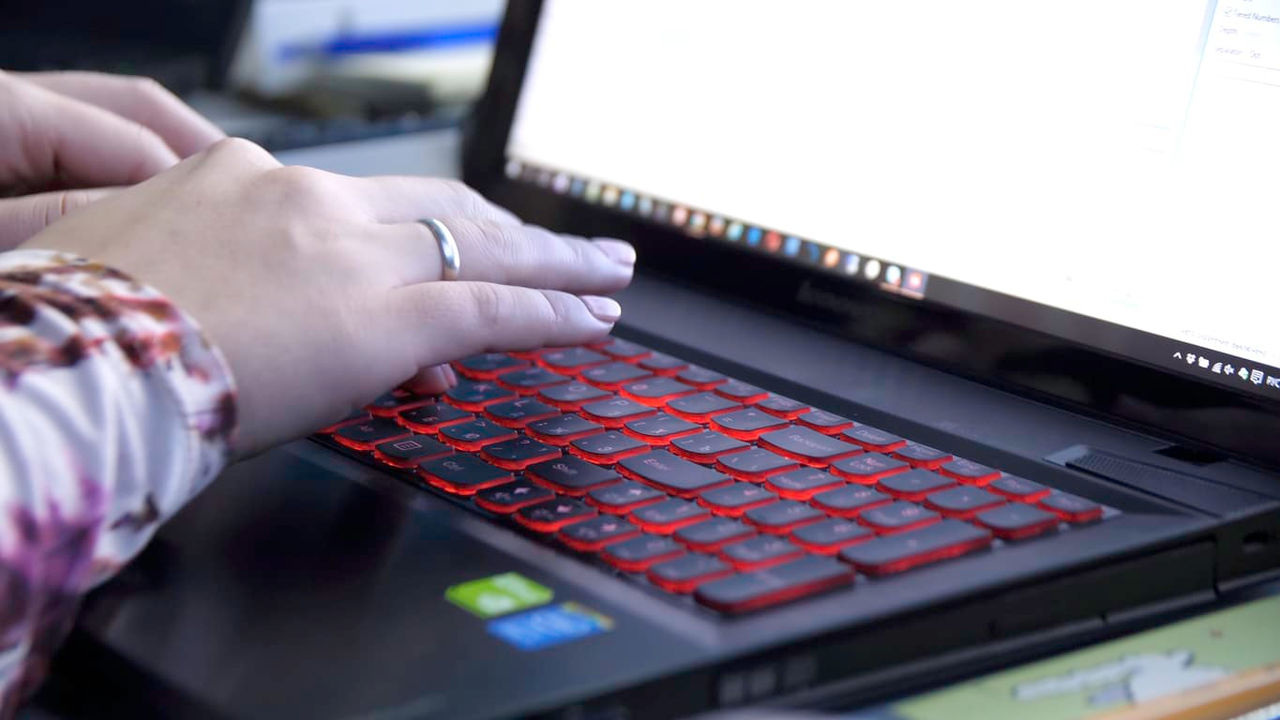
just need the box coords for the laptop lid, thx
[465,0,1280,469]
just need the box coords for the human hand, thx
[0,70,225,248]
[22,139,634,457]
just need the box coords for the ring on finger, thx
[419,218,461,281]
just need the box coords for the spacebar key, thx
[695,556,852,613]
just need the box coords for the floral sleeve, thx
[0,249,236,714]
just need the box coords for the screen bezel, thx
[463,0,1280,470]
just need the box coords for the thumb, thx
[0,188,116,250]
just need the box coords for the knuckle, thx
[208,136,273,164]
[264,165,336,205]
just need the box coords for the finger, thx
[402,364,458,395]
[0,188,116,249]
[377,217,635,293]
[18,71,226,157]
[390,282,620,365]
[340,175,523,226]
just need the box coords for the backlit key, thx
[975,503,1061,540]
[744,500,824,534]
[1039,492,1104,523]
[516,497,598,532]
[719,535,805,571]
[620,377,698,406]
[676,366,727,389]
[580,361,653,389]
[445,379,516,411]
[599,338,651,360]
[637,352,688,375]
[527,456,621,496]
[473,480,554,514]
[878,469,955,501]
[537,382,611,410]
[765,468,845,500]
[696,556,852,613]
[418,454,512,495]
[795,410,853,434]
[602,534,686,572]
[568,430,650,464]
[397,403,473,435]
[842,425,907,452]
[810,485,892,517]
[859,501,940,534]
[455,353,529,379]
[586,481,666,514]
[623,412,702,445]
[989,475,1051,502]
[697,483,779,517]
[374,434,451,468]
[670,430,750,464]
[714,379,769,404]
[496,366,572,394]
[666,392,741,422]
[526,414,604,446]
[619,451,733,497]
[716,448,800,481]
[938,458,1001,485]
[710,408,789,440]
[756,395,809,419]
[366,390,429,418]
[484,397,559,428]
[675,517,756,552]
[630,498,711,534]
[437,418,518,451]
[648,554,734,593]
[759,427,861,467]
[830,453,910,484]
[539,347,610,372]
[481,436,561,471]
[791,518,874,555]
[580,397,658,427]
[840,520,992,576]
[557,515,640,552]
[924,486,1005,519]
[333,417,409,451]
[892,443,954,469]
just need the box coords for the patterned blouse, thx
[0,249,236,714]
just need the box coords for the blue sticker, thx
[487,602,613,651]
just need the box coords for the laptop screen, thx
[503,0,1280,402]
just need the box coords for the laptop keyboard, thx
[320,338,1112,614]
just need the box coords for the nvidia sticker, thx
[446,572,554,618]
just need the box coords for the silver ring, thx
[419,218,461,281]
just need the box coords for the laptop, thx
[47,1,1280,718]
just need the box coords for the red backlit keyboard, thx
[320,337,1110,614]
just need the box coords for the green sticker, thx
[446,572,554,618]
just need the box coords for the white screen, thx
[506,0,1280,369]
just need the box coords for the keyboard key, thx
[333,417,409,451]
[623,412,702,445]
[795,410,853,434]
[666,392,742,422]
[398,402,473,434]
[676,366,727,389]
[586,481,666,514]
[484,397,560,428]
[878,469,956,501]
[516,497,598,532]
[637,352,688,375]
[810,485,892,517]
[537,382,612,411]
[419,454,512,495]
[710,408,789,440]
[989,475,1051,502]
[715,379,770,403]
[697,483,779,517]
[759,427,861,467]
[842,425,907,452]
[859,501,941,534]
[601,534,686,572]
[366,390,429,418]
[374,434,451,468]
[527,456,621,496]
[719,535,805,571]
[619,451,733,497]
[481,436,561,471]
[892,443,954,469]
[438,418,519,451]
[568,430,650,464]
[620,377,698,406]
[473,480,555,514]
[580,396,659,427]
[745,500,824,534]
[321,410,370,433]
[924,486,1005,519]
[496,366,572,394]
[599,338,651,360]
[716,448,800,481]
[670,430,750,464]
[445,379,516,411]
[830,453,910,484]
[539,347,610,372]
[840,520,992,576]
[975,503,1060,540]
[1039,492,1104,523]
[938,458,1001,485]
[648,554,734,593]
[557,516,640,552]
[696,556,853,613]
[791,518,874,555]
[454,353,529,379]
[765,468,846,500]
[630,498,711,534]
[675,517,756,551]
[756,395,810,419]
[526,414,604,446]
[580,361,653,389]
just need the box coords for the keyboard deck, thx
[319,337,1113,615]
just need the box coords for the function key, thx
[374,434,451,468]
[759,427,861,467]
[710,408,789,440]
[569,430,650,464]
[445,379,516,411]
[527,456,621,495]
[601,534,686,572]
[830,453,910,484]
[765,468,845,501]
[481,436,561,470]
[666,392,742,422]
[366,390,429,418]
[715,379,769,404]
[537,382,611,410]
[1039,492,1104,523]
[496,367,572,394]
[648,554,734,594]
[697,483,778,517]
[843,425,908,452]
[526,414,604,446]
[557,516,640,552]
[674,517,756,552]
[719,535,806,571]
[398,402,473,434]
[840,520,992,576]
[989,475,1051,502]
[473,479,555,514]
[454,353,529,379]
[878,469,956,501]
[539,347,610,372]
[515,497,598,533]
[796,410,853,434]
[938,458,1001,485]
[332,417,409,451]
[637,352,689,375]
[620,451,733,498]
[580,361,653,389]
[600,338,651,360]
[791,518,874,555]
[580,396,659,426]
[924,486,1004,519]
[586,481,666,514]
[810,485,892,517]
[716,448,800,482]
[670,430,750,464]
[676,366,727,389]
[419,454,512,495]
[438,418,519,451]
[756,395,810,419]
[696,556,853,613]
[623,412,702,445]
[620,377,698,406]
[859,501,941,534]
[744,500,824,534]
[975,503,1061,540]
[892,443,954,469]
[484,397,559,428]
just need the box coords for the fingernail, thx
[444,364,459,387]
[582,295,622,323]
[594,239,636,266]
